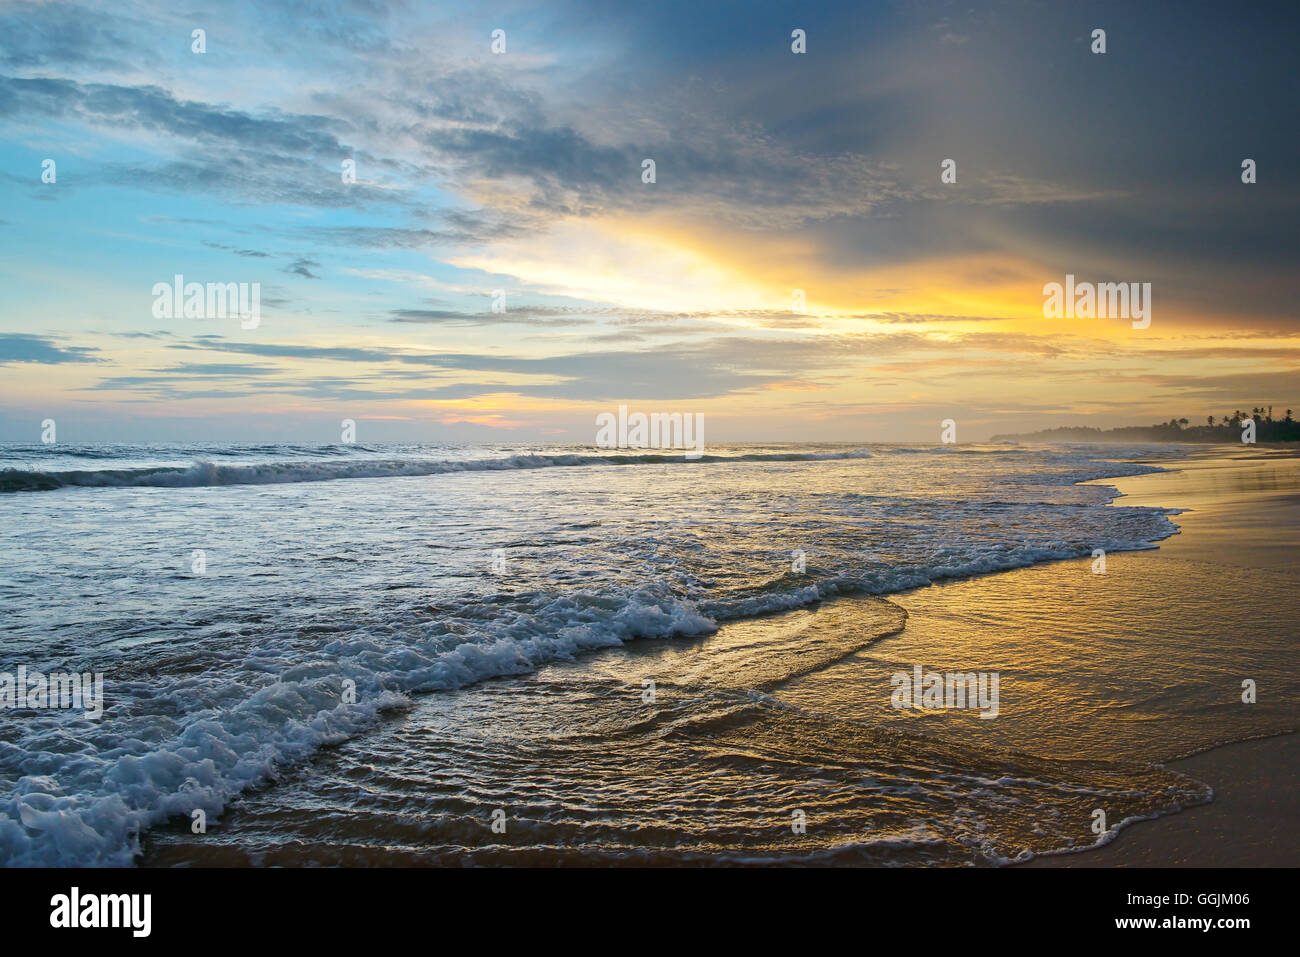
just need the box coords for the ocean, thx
[0,441,1277,866]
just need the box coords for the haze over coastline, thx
[992,408,1299,444]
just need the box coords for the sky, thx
[0,0,1296,444]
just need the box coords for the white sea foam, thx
[0,442,1188,866]
[0,448,877,493]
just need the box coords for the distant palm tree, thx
[1207,416,1215,427]
[1287,409,1294,422]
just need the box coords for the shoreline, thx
[1023,731,1298,867]
[1017,446,1299,866]
[773,444,1298,866]
[130,445,1297,866]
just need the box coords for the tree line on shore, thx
[991,406,1298,443]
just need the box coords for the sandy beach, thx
[1023,447,1300,867]
[1026,732,1298,867]
[774,446,1300,866]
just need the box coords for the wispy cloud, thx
[0,333,101,364]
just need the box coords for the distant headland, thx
[991,407,1298,444]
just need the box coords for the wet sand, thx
[1025,731,1298,867]
[1023,447,1299,867]
[778,445,1299,865]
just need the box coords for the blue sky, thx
[1,0,1296,443]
